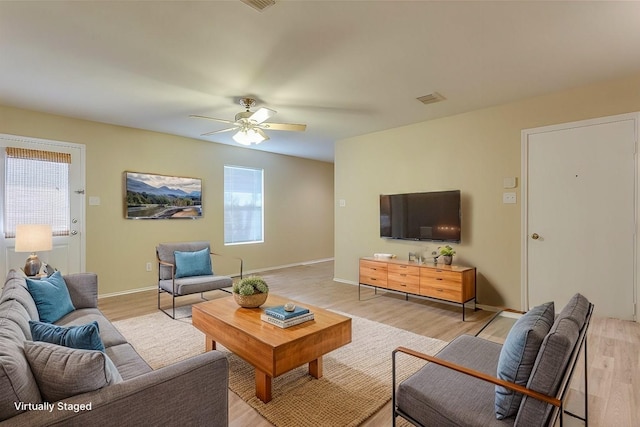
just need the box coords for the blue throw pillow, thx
[174,248,213,278]
[26,271,75,323]
[29,320,105,352]
[495,301,555,419]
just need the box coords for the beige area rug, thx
[113,310,447,427]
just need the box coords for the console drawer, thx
[359,260,388,287]
[420,268,462,283]
[387,263,420,293]
[419,283,463,302]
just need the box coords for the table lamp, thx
[15,224,53,276]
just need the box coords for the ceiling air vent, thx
[240,0,276,12]
[417,92,445,105]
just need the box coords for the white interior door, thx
[522,114,637,320]
[0,134,85,278]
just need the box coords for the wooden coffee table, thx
[192,294,352,403]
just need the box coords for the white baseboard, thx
[98,285,156,299]
[333,277,357,285]
[98,258,335,299]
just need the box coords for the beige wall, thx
[0,105,334,295]
[335,72,640,310]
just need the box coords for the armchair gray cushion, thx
[516,293,591,426]
[397,334,512,427]
[495,301,554,419]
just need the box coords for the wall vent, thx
[417,92,445,105]
[240,0,276,12]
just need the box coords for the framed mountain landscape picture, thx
[124,171,202,219]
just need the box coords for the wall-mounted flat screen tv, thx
[380,190,461,242]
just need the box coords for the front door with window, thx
[0,134,85,278]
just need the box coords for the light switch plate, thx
[503,177,517,188]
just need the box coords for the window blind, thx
[224,165,264,245]
[4,147,71,238]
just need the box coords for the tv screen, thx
[380,190,461,242]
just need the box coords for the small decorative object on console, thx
[373,253,395,260]
[284,302,296,312]
[438,245,456,265]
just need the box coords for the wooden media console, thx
[359,257,476,320]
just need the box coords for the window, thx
[224,165,264,245]
[4,147,71,238]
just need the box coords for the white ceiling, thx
[2,1,640,163]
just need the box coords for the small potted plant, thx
[438,245,456,265]
[232,276,269,308]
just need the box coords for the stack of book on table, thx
[261,305,314,328]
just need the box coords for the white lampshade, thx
[233,128,266,146]
[15,224,53,253]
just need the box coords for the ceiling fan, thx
[190,98,307,146]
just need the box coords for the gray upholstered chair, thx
[156,241,243,318]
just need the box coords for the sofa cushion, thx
[63,272,98,309]
[516,293,591,427]
[24,341,123,402]
[495,301,555,419]
[0,302,43,421]
[105,343,153,380]
[30,320,105,352]
[0,298,33,341]
[174,247,213,278]
[26,271,75,323]
[0,279,40,321]
[397,335,511,427]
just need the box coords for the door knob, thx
[71,230,78,235]
[531,233,540,240]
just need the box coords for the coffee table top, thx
[192,293,351,348]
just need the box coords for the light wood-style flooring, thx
[99,261,639,426]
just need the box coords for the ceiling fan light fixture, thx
[233,128,266,145]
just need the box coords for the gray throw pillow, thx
[24,341,122,402]
[494,301,554,419]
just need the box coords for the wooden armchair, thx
[156,241,243,319]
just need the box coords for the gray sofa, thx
[0,269,229,426]
[393,293,593,427]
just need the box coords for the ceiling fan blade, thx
[256,128,270,141]
[201,127,238,136]
[249,107,276,124]
[189,114,237,125]
[260,122,307,132]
